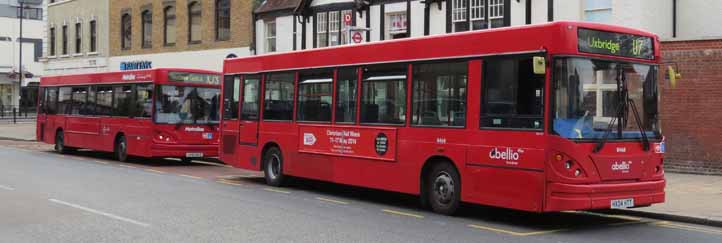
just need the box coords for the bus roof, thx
[224,21,660,74]
[40,68,220,86]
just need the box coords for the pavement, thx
[0,122,721,230]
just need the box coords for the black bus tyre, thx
[427,162,461,215]
[115,136,129,162]
[54,131,73,154]
[263,147,285,187]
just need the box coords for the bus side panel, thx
[259,122,297,173]
[65,116,101,150]
[463,131,547,212]
[399,128,471,195]
[123,119,154,158]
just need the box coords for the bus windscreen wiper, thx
[594,66,650,153]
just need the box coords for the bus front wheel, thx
[263,147,285,187]
[115,136,129,162]
[427,162,461,215]
[54,131,74,154]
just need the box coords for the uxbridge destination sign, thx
[578,28,654,60]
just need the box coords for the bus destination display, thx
[168,72,221,85]
[578,28,654,60]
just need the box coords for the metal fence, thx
[0,105,36,123]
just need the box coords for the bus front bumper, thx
[150,143,219,158]
[545,179,666,212]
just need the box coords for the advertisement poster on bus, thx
[298,125,397,161]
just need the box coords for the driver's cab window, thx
[481,55,545,130]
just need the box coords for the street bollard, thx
[13,107,17,124]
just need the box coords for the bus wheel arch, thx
[54,128,69,153]
[114,132,129,162]
[420,156,462,215]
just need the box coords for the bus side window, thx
[335,68,357,124]
[240,75,261,120]
[297,69,333,122]
[46,87,58,115]
[263,73,295,121]
[58,87,72,115]
[360,64,408,125]
[481,55,545,130]
[412,61,468,127]
[223,75,240,120]
[113,85,134,117]
[96,86,114,116]
[38,87,46,114]
[134,84,153,118]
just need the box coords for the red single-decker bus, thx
[38,68,222,162]
[220,21,666,215]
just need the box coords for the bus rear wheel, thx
[427,162,461,215]
[115,136,129,162]
[263,147,285,187]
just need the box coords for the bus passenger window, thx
[134,84,153,118]
[223,75,240,120]
[482,56,545,130]
[58,87,72,115]
[263,73,294,121]
[241,75,261,120]
[297,69,332,122]
[412,61,468,127]
[113,85,134,117]
[335,68,357,123]
[71,86,88,115]
[361,64,407,125]
[96,86,114,116]
[46,88,58,115]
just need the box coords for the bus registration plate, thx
[610,198,634,209]
[186,153,204,158]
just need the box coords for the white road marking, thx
[0,184,15,191]
[48,199,150,227]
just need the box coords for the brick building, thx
[254,0,722,174]
[108,0,253,71]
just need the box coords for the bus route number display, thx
[578,28,654,60]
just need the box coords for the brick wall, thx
[109,0,252,57]
[660,39,722,175]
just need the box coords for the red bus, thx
[220,21,666,215]
[37,68,222,162]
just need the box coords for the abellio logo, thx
[611,161,632,172]
[489,147,523,161]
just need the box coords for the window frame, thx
[480,53,546,131]
[61,25,68,55]
[121,13,132,50]
[240,74,262,121]
[410,60,470,129]
[334,67,359,124]
[262,72,296,122]
[215,0,231,41]
[141,10,153,49]
[74,22,82,54]
[265,20,276,53]
[296,69,334,123]
[89,20,97,53]
[49,27,56,56]
[359,64,409,126]
[188,1,202,44]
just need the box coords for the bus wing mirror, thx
[533,56,546,75]
[667,65,682,88]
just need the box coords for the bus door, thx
[220,75,242,162]
[238,75,261,147]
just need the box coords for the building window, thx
[74,23,82,54]
[215,0,231,41]
[584,0,612,23]
[164,6,176,46]
[49,27,56,56]
[121,13,132,50]
[386,12,408,39]
[141,10,152,48]
[89,20,97,52]
[188,1,202,44]
[316,12,327,47]
[61,25,68,55]
[315,10,353,48]
[265,21,276,52]
[452,0,505,32]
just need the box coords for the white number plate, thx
[185,153,204,158]
[610,198,634,209]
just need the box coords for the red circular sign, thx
[344,13,353,25]
[352,32,363,44]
